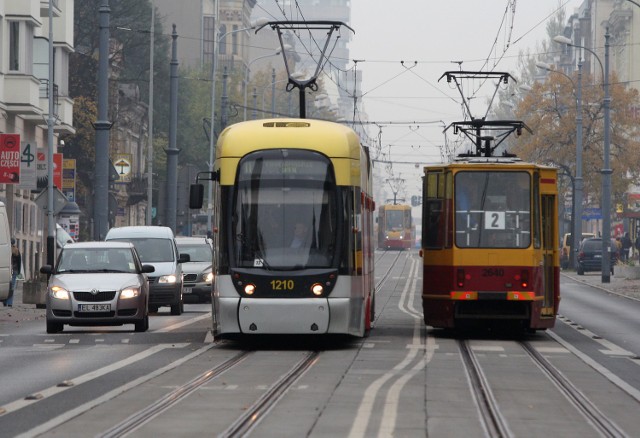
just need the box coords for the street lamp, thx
[242,46,289,121]
[554,31,611,283]
[206,15,269,232]
[536,60,583,271]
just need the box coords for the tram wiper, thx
[236,233,272,270]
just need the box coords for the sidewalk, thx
[562,269,640,301]
[0,281,46,326]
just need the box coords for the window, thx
[454,171,531,249]
[218,24,227,55]
[9,21,20,71]
[203,16,215,60]
[232,150,338,269]
[232,25,238,55]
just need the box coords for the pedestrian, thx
[636,234,640,261]
[621,232,632,262]
[2,238,21,307]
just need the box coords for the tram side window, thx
[423,171,447,249]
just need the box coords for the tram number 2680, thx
[482,268,504,277]
[270,279,295,290]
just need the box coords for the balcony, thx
[40,0,61,18]
[3,74,42,117]
[126,174,148,206]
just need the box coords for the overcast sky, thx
[347,0,582,199]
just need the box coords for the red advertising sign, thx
[54,152,63,188]
[0,134,21,184]
[37,150,64,189]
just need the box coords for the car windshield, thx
[177,243,211,262]
[108,238,174,263]
[58,248,136,273]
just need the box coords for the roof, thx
[105,226,175,240]
[62,241,135,249]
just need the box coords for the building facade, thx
[0,0,75,280]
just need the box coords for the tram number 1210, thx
[271,279,295,290]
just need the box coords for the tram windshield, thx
[455,171,531,248]
[232,150,338,270]
[385,210,406,231]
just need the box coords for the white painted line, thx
[153,312,212,333]
[536,347,570,354]
[471,345,505,352]
[13,343,215,438]
[561,319,634,356]
[548,330,640,403]
[1,343,188,417]
[121,339,130,344]
[69,339,80,344]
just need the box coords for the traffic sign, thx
[34,187,68,216]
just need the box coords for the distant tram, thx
[421,158,560,331]
[377,204,413,250]
[190,118,375,337]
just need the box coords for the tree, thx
[513,70,640,208]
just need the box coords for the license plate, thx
[184,287,192,294]
[78,304,111,312]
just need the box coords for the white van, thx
[0,202,11,301]
[105,226,188,315]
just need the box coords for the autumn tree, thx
[513,70,640,209]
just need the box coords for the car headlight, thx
[204,271,214,283]
[120,287,141,299]
[50,286,70,300]
[159,274,177,284]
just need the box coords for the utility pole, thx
[93,0,112,240]
[165,24,179,232]
[46,0,55,266]
[146,1,155,225]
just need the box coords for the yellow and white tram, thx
[190,119,375,337]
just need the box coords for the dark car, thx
[175,236,213,303]
[576,237,617,275]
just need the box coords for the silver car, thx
[40,241,155,334]
[175,236,213,303]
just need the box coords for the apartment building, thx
[0,0,75,280]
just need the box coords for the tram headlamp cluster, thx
[311,283,324,296]
[244,283,256,295]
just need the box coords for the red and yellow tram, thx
[377,204,413,250]
[420,158,559,330]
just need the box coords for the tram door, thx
[541,194,557,316]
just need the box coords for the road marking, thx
[561,320,635,356]
[14,343,215,438]
[153,312,212,333]
[472,345,505,352]
[548,330,640,403]
[69,339,79,344]
[350,257,427,438]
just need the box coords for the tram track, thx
[25,251,409,437]
[520,341,628,438]
[458,338,629,438]
[98,350,252,438]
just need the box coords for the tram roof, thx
[426,156,556,171]
[216,118,362,160]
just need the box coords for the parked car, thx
[576,237,617,275]
[105,226,189,315]
[175,236,213,303]
[40,241,155,333]
[560,232,595,269]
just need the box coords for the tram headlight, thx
[244,283,256,295]
[311,283,324,296]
